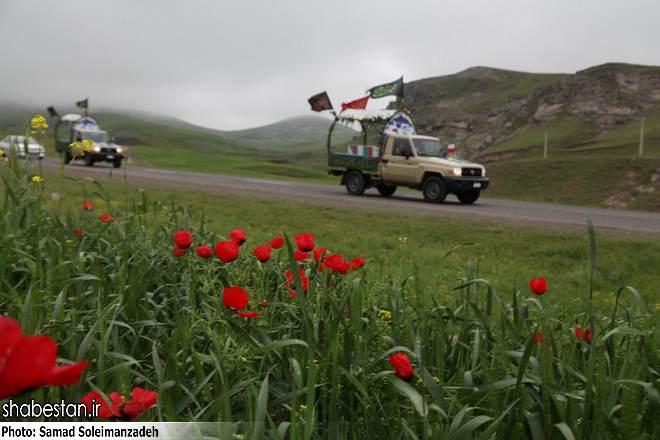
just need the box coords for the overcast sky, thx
[1,0,658,130]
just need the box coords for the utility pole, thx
[543,130,548,159]
[639,118,645,156]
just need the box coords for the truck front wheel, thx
[113,160,122,168]
[84,154,94,167]
[64,151,73,164]
[345,171,366,196]
[457,190,480,204]
[376,183,397,197]
[422,177,447,203]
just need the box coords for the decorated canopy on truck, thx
[383,111,416,136]
[72,117,101,131]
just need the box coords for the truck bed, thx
[328,153,380,174]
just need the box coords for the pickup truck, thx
[327,110,489,204]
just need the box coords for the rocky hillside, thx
[399,63,660,159]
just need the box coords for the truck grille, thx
[462,168,482,177]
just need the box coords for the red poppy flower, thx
[349,254,365,269]
[0,317,88,400]
[173,230,193,249]
[320,254,349,274]
[74,229,84,237]
[82,202,93,211]
[223,287,249,311]
[195,245,212,258]
[575,327,593,343]
[285,269,309,297]
[389,353,414,381]
[285,269,309,289]
[529,277,547,295]
[215,241,239,263]
[269,235,284,249]
[80,387,157,421]
[285,269,304,283]
[294,251,310,261]
[236,311,260,318]
[258,301,268,309]
[534,332,543,344]
[230,229,247,245]
[314,248,328,261]
[100,213,114,223]
[294,233,314,252]
[254,245,271,262]
[172,247,187,256]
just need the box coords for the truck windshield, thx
[413,139,446,157]
[82,132,109,143]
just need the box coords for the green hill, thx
[222,115,356,153]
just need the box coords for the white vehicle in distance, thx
[0,135,46,159]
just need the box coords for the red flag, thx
[341,96,369,111]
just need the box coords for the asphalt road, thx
[39,158,660,238]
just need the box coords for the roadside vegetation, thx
[1,118,658,437]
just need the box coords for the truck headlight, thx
[116,147,123,153]
[93,146,101,152]
[482,168,486,177]
[453,167,462,176]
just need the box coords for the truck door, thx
[381,137,417,184]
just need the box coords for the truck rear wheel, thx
[345,171,366,196]
[422,177,447,203]
[376,183,397,197]
[457,190,480,204]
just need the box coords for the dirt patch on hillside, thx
[604,167,659,209]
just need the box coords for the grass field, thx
[1,152,659,437]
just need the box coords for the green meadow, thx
[1,153,658,438]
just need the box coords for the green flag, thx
[367,77,404,99]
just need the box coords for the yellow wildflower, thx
[31,176,44,182]
[416,378,424,386]
[299,404,307,413]
[378,310,392,321]
[31,115,48,133]
[70,141,92,154]
[65,240,73,244]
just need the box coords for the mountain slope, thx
[399,63,660,159]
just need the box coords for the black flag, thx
[308,91,333,112]
[76,98,88,109]
[367,77,404,99]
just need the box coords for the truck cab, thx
[379,134,488,203]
